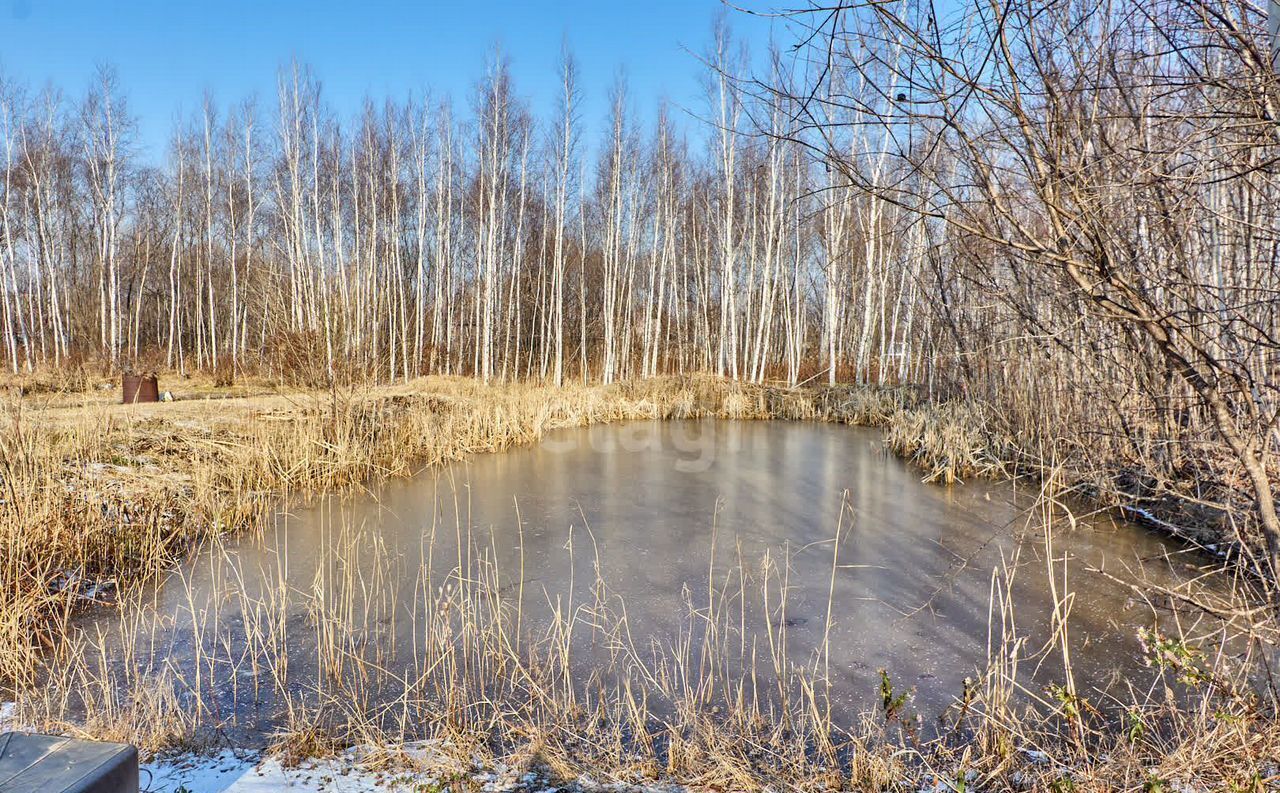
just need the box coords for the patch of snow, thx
[142,748,450,793]
[1019,749,1051,765]
[1120,505,1183,533]
[916,769,978,793]
[140,744,691,793]
[141,750,257,793]
[1119,505,1229,558]
[222,756,439,792]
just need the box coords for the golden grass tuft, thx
[884,401,1009,484]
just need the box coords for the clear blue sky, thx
[0,0,779,160]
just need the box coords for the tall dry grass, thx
[15,474,1279,791]
[0,376,913,683]
[2,373,1276,791]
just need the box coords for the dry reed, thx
[1,374,1276,791]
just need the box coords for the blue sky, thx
[0,0,779,160]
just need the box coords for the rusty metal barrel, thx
[121,373,159,404]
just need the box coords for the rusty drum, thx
[121,373,159,404]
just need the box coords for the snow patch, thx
[139,744,689,792]
[141,750,256,793]
[141,748,452,792]
[222,755,441,791]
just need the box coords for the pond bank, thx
[2,375,1277,791]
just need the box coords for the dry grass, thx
[0,375,909,681]
[883,401,1009,485]
[1,373,1277,791]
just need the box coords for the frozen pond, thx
[72,420,1230,741]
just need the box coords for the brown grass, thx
[1,373,1276,791]
[0,375,910,680]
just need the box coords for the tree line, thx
[0,27,938,389]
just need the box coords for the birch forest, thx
[0,30,937,390]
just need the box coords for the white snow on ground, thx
[224,757,452,792]
[139,746,679,792]
[141,750,450,792]
[141,750,256,792]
